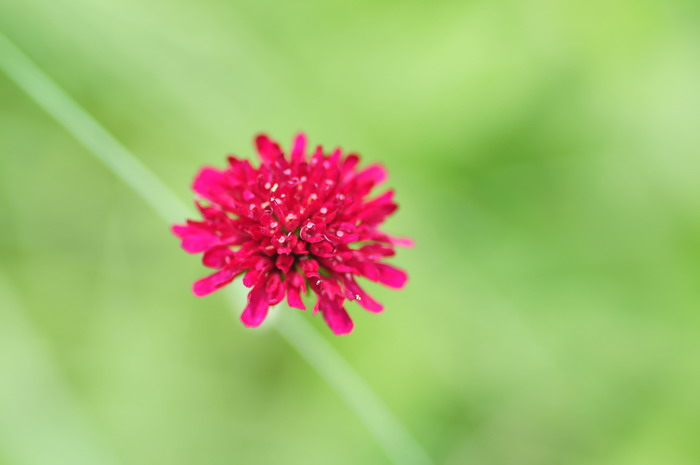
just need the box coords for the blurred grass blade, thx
[0,32,188,224]
[0,271,122,465]
[0,31,434,465]
[274,310,435,465]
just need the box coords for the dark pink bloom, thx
[173,133,412,335]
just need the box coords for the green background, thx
[2,0,700,464]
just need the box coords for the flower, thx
[172,133,412,335]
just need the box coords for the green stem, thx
[0,33,188,224]
[0,31,434,465]
[273,307,434,465]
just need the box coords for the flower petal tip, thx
[391,237,415,248]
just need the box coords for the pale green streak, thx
[0,33,188,225]
[273,308,434,465]
[0,271,122,465]
[0,31,434,465]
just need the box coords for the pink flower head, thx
[172,133,412,335]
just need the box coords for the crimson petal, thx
[317,297,354,335]
[376,264,408,289]
[193,267,239,297]
[241,283,270,327]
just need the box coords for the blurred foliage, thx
[1,0,700,464]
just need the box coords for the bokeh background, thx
[2,0,700,464]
